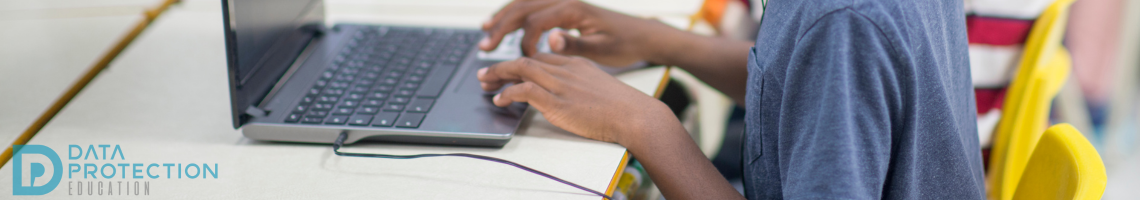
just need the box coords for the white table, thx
[1,0,682,199]
[0,0,162,158]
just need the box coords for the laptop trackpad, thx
[455,62,526,116]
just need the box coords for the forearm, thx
[642,27,752,104]
[621,107,744,200]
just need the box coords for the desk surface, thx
[0,0,160,155]
[0,0,160,21]
[1,0,681,199]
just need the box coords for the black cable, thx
[332,132,613,200]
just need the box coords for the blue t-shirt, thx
[742,0,986,199]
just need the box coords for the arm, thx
[477,54,744,200]
[479,0,752,104]
[625,111,745,200]
[646,30,753,104]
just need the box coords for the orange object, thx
[690,0,729,31]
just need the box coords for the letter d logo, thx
[12,145,62,195]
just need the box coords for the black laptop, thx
[221,0,527,147]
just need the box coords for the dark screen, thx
[225,0,323,82]
[222,0,324,128]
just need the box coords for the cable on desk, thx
[332,132,613,200]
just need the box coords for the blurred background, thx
[0,0,1137,199]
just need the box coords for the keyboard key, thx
[299,96,315,105]
[284,114,301,123]
[314,80,328,87]
[330,81,350,89]
[334,75,355,82]
[349,86,369,93]
[394,89,415,97]
[325,115,348,125]
[379,77,399,85]
[412,67,429,74]
[385,71,404,78]
[319,71,335,80]
[338,100,359,108]
[383,103,405,111]
[394,113,426,128]
[411,68,429,76]
[400,83,419,89]
[406,75,424,83]
[388,97,410,104]
[361,72,380,80]
[339,67,359,75]
[345,93,364,100]
[355,106,379,114]
[348,115,373,126]
[330,104,351,114]
[324,88,346,96]
[292,105,307,113]
[354,79,374,85]
[305,110,329,117]
[371,112,400,127]
[318,95,339,103]
[368,91,390,99]
[445,54,463,63]
[373,85,394,92]
[414,60,433,69]
[392,57,412,66]
[416,65,456,98]
[407,99,434,113]
[311,103,334,111]
[301,117,324,124]
[363,99,385,107]
[388,64,409,71]
[308,88,322,96]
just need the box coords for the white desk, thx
[1,0,679,199]
[0,0,162,157]
[0,0,160,22]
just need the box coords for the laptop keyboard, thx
[284,26,483,128]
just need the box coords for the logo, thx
[12,145,63,195]
[9,144,221,196]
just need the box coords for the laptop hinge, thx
[245,106,268,117]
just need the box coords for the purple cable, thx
[332,132,614,200]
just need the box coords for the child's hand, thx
[476,53,676,145]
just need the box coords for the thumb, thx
[549,30,607,56]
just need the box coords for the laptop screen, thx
[222,0,324,128]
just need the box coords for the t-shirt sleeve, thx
[778,8,898,199]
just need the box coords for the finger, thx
[481,1,535,51]
[557,32,611,57]
[484,0,520,30]
[547,29,567,52]
[519,3,581,56]
[530,53,573,66]
[486,0,548,29]
[481,0,561,51]
[477,58,561,91]
[493,82,557,107]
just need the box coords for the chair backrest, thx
[987,0,1077,199]
[1012,123,1107,200]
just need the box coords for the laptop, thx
[221,0,527,147]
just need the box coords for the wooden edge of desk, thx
[604,66,672,199]
[603,152,631,198]
[0,0,180,167]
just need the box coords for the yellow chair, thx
[986,0,1078,199]
[1012,124,1107,199]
